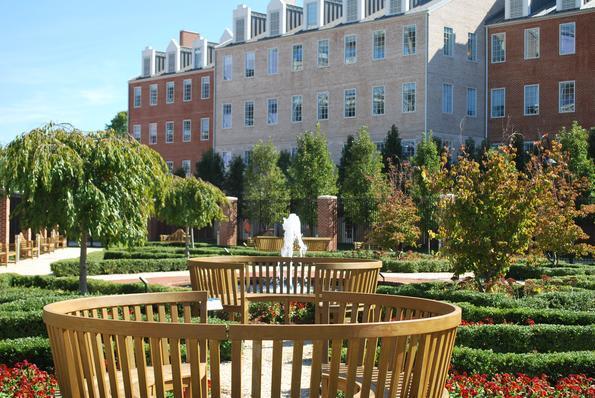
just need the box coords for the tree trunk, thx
[79,231,88,295]
[191,228,195,249]
[185,226,190,258]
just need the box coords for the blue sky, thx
[0,0,269,144]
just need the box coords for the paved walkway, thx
[0,247,102,276]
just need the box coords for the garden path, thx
[0,247,102,276]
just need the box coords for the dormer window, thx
[306,2,318,28]
[143,57,151,77]
[235,18,246,42]
[167,52,176,73]
[559,0,579,10]
[346,0,358,22]
[509,0,524,18]
[270,11,280,36]
[389,0,402,14]
[194,48,202,69]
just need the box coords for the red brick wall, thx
[128,68,214,174]
[487,10,595,143]
[179,31,199,47]
[317,196,338,251]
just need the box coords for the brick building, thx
[487,0,595,143]
[128,31,217,175]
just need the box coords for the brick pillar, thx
[0,197,9,263]
[219,197,238,247]
[317,195,338,251]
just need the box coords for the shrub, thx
[0,312,45,339]
[381,258,451,273]
[520,290,594,312]
[457,302,595,325]
[51,258,188,277]
[507,264,595,280]
[0,338,52,371]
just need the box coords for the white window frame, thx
[344,34,357,64]
[558,80,576,113]
[165,121,174,143]
[222,104,233,129]
[134,86,141,108]
[402,82,416,113]
[244,101,255,127]
[318,40,329,68]
[267,98,279,125]
[559,22,576,55]
[466,87,477,118]
[292,44,304,72]
[223,55,233,81]
[245,51,255,78]
[523,84,540,116]
[149,84,158,106]
[183,119,192,142]
[200,118,210,141]
[372,30,385,61]
[133,124,141,141]
[183,79,192,102]
[268,48,279,75]
[491,33,506,63]
[403,24,416,56]
[442,83,454,114]
[524,27,540,60]
[182,160,191,177]
[372,86,385,116]
[201,76,210,99]
[343,88,357,118]
[291,95,303,123]
[166,81,175,104]
[490,88,506,119]
[317,91,329,120]
[306,1,318,28]
[443,27,454,57]
[149,123,157,145]
[467,33,477,62]
[166,161,174,174]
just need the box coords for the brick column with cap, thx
[219,197,238,247]
[0,197,10,263]
[317,195,338,251]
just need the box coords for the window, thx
[390,0,403,14]
[201,76,210,99]
[509,0,524,18]
[346,0,358,22]
[244,101,254,127]
[403,25,416,55]
[268,48,279,75]
[182,160,191,177]
[466,87,477,117]
[559,81,575,113]
[291,95,303,123]
[134,87,141,108]
[183,120,191,142]
[223,55,233,81]
[524,28,540,59]
[524,84,540,116]
[491,88,505,118]
[267,99,278,125]
[245,52,255,77]
[306,2,318,28]
[292,44,303,71]
[402,140,415,158]
[235,18,245,42]
[373,31,385,60]
[165,121,174,143]
[318,40,329,67]
[442,84,454,114]
[443,27,454,56]
[344,35,357,64]
[270,11,280,36]
[183,79,192,102]
[167,52,176,73]
[402,83,416,113]
[133,124,141,141]
[143,56,151,76]
[149,123,157,145]
[166,161,174,174]
[467,33,477,61]
[344,88,356,118]
[194,47,202,69]
[372,86,385,115]
[491,33,506,63]
[560,22,576,55]
[150,84,158,106]
[222,104,232,129]
[166,82,175,104]
[243,151,251,165]
[317,92,329,120]
[200,118,210,141]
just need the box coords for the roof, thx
[487,0,595,25]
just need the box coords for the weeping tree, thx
[158,176,227,257]
[0,125,169,294]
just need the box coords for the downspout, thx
[484,26,489,142]
[213,51,218,152]
[424,11,429,134]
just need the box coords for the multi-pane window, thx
[372,86,385,115]
[223,55,233,80]
[194,47,202,69]
[222,104,232,129]
[167,52,176,73]
[182,160,191,177]
[524,28,540,59]
[267,99,279,125]
[270,11,280,36]
[346,0,358,22]
[318,40,329,67]
[166,82,175,104]
[245,51,255,77]
[491,33,506,63]
[292,44,303,71]
[442,84,454,114]
[559,22,576,55]
[183,120,192,142]
[133,124,141,141]
[443,27,454,56]
[149,123,157,145]
[201,76,210,99]
[344,35,357,64]
[244,101,254,127]
[200,118,210,141]
[291,95,303,123]
[402,83,416,113]
[373,31,385,60]
[317,92,329,120]
[268,48,279,75]
[466,87,477,117]
[403,25,416,55]
[150,84,158,106]
[467,33,477,61]
[166,161,174,174]
[524,84,540,116]
[344,89,356,118]
[491,88,505,118]
[183,79,192,102]
[559,81,575,113]
[306,2,318,28]
[134,87,141,108]
[143,57,151,77]
[390,0,403,14]
[402,140,415,158]
[235,18,245,42]
[165,121,174,143]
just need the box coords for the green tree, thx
[589,127,595,160]
[195,149,225,189]
[381,125,403,172]
[338,135,355,188]
[411,131,441,253]
[509,132,530,172]
[244,142,290,234]
[173,167,187,178]
[224,155,245,199]
[105,111,128,137]
[277,150,292,181]
[0,125,168,293]
[289,128,337,233]
[159,176,227,257]
[558,122,595,202]
[340,128,387,225]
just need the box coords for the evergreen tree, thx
[277,149,292,181]
[224,155,245,199]
[105,111,128,137]
[381,125,403,172]
[338,135,355,187]
[195,149,225,189]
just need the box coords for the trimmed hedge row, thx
[525,275,595,291]
[51,258,188,277]
[451,347,595,380]
[0,311,45,339]
[457,302,595,325]
[0,337,53,371]
[507,264,595,280]
[456,324,595,353]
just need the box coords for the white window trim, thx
[402,82,417,114]
[244,101,255,128]
[372,86,385,116]
[343,88,357,119]
[523,84,540,116]
[267,98,279,125]
[558,80,576,113]
[183,79,192,102]
[524,27,540,60]
[245,51,255,78]
[149,84,158,106]
[403,24,417,56]
[466,87,478,118]
[201,76,210,99]
[317,91,330,121]
[443,27,455,57]
[268,48,279,75]
[166,82,175,104]
[344,34,358,65]
[291,95,303,124]
[372,30,386,61]
[222,104,233,129]
[442,83,454,114]
[490,88,506,119]
[467,33,478,62]
[200,118,210,141]
[291,44,304,72]
[165,121,174,143]
[223,55,233,81]
[134,87,141,108]
[491,32,506,64]
[317,40,330,68]
[149,123,158,145]
[183,119,192,142]
[559,22,576,56]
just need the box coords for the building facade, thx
[214,0,502,163]
[128,31,216,175]
[487,0,594,143]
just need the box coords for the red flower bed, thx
[446,372,595,397]
[0,361,57,397]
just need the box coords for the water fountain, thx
[281,213,308,258]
